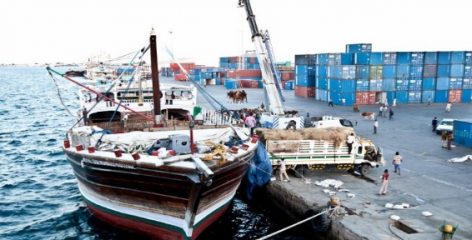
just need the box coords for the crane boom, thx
[238,0,284,115]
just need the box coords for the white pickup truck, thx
[259,128,383,176]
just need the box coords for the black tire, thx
[293,165,306,178]
[359,164,370,176]
[303,209,331,233]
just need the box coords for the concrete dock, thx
[166,77,472,239]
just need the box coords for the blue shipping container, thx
[422,78,436,90]
[437,65,451,77]
[463,78,472,89]
[408,91,422,103]
[386,91,395,105]
[383,65,396,78]
[424,52,438,64]
[438,52,452,64]
[397,52,411,64]
[409,79,422,91]
[370,52,384,65]
[396,91,409,103]
[423,65,437,78]
[328,54,342,65]
[369,79,383,91]
[382,79,396,91]
[341,53,354,65]
[316,65,328,78]
[316,89,329,101]
[465,52,472,64]
[435,90,449,103]
[453,120,472,148]
[317,54,329,65]
[396,65,410,78]
[346,43,372,53]
[422,90,435,103]
[450,51,465,64]
[436,77,450,90]
[317,78,328,90]
[356,79,369,91]
[356,65,370,79]
[464,65,472,77]
[450,64,464,77]
[331,91,355,106]
[449,78,463,89]
[410,65,423,78]
[225,79,240,89]
[354,53,371,65]
[462,89,472,102]
[410,52,425,64]
[383,52,397,64]
[396,79,409,90]
[329,79,356,92]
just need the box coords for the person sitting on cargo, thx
[346,133,355,154]
[285,120,297,130]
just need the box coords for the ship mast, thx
[150,29,162,125]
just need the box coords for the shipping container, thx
[422,77,436,90]
[226,69,262,78]
[281,71,295,81]
[435,90,449,103]
[383,52,397,65]
[396,52,411,64]
[341,53,354,65]
[386,91,395,105]
[436,77,450,90]
[437,65,451,77]
[224,79,240,89]
[356,79,370,91]
[174,73,187,81]
[453,119,472,148]
[328,53,342,65]
[382,79,396,91]
[396,65,410,78]
[449,78,463,89]
[396,79,409,91]
[315,89,329,101]
[410,52,425,64]
[424,52,438,64]
[369,65,383,79]
[450,51,465,64]
[383,65,396,78]
[240,79,262,89]
[331,91,355,106]
[438,52,452,64]
[295,54,316,65]
[462,89,472,102]
[423,64,437,77]
[356,65,370,79]
[409,65,423,78]
[449,90,462,103]
[316,65,328,78]
[396,91,409,103]
[346,43,372,54]
[328,65,356,79]
[465,52,472,64]
[369,79,383,91]
[354,53,371,65]
[329,79,356,92]
[450,64,464,77]
[463,78,472,89]
[317,54,329,65]
[409,79,422,91]
[422,90,435,103]
[408,91,422,103]
[355,91,376,105]
[464,65,472,77]
[295,86,315,97]
[370,52,384,65]
[284,80,294,90]
[295,65,316,87]
[317,78,328,90]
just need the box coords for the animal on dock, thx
[361,112,376,120]
[227,90,247,104]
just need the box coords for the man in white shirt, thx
[346,133,355,154]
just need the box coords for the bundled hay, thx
[257,127,354,147]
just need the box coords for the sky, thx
[1,0,472,66]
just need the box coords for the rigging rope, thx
[48,71,77,119]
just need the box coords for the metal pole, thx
[150,30,162,125]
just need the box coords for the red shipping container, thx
[174,73,187,81]
[295,86,315,97]
[170,62,195,72]
[281,71,295,81]
[356,92,376,105]
[449,90,462,103]
[226,69,262,78]
[240,79,260,88]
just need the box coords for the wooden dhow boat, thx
[56,32,259,239]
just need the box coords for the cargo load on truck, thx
[256,127,383,176]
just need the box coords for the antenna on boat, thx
[150,28,163,126]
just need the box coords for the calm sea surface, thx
[0,67,308,240]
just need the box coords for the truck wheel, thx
[293,165,306,178]
[359,164,370,176]
[303,209,331,233]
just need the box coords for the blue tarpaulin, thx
[245,143,272,200]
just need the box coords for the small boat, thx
[65,70,86,77]
[55,33,259,239]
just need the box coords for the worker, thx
[379,169,389,195]
[278,159,290,182]
[346,133,355,154]
[392,151,403,175]
[432,117,438,132]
